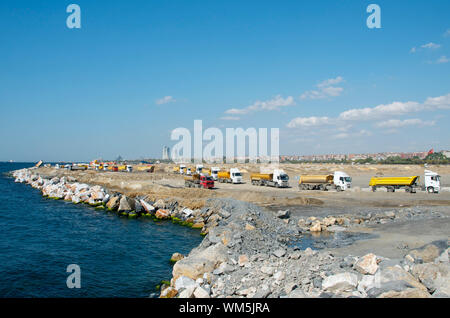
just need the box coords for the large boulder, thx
[174,276,196,291]
[193,286,210,298]
[378,266,428,292]
[322,216,336,226]
[411,263,450,293]
[172,243,227,280]
[310,221,322,232]
[354,253,379,275]
[322,272,358,292]
[118,196,135,212]
[106,195,120,210]
[170,253,185,263]
[276,210,290,219]
[140,199,155,214]
[154,199,166,209]
[156,209,170,219]
[408,241,448,263]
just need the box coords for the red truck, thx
[184,174,214,189]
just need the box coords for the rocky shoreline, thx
[11,167,450,298]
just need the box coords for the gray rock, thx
[273,248,286,258]
[178,285,196,298]
[193,286,210,298]
[288,288,306,298]
[290,251,301,260]
[219,209,231,219]
[313,277,322,289]
[276,210,290,219]
[175,276,196,291]
[118,196,135,212]
[322,272,358,292]
[411,262,450,293]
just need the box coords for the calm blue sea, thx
[0,162,203,297]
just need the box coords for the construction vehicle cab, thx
[334,171,352,191]
[424,170,440,193]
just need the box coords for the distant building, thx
[162,146,170,160]
[442,150,450,158]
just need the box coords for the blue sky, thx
[0,0,449,161]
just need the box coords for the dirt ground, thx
[37,163,450,209]
[35,163,450,258]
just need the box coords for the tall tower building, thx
[162,146,170,160]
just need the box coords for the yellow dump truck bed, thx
[218,171,230,179]
[369,176,419,186]
[251,173,272,181]
[184,174,200,181]
[135,165,154,172]
[299,175,333,184]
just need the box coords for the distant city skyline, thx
[0,1,449,162]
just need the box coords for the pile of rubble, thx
[161,199,449,298]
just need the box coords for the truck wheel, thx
[427,187,434,193]
[336,186,341,192]
[405,187,411,193]
[372,186,377,192]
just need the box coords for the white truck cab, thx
[211,167,220,180]
[196,164,204,174]
[230,168,243,184]
[333,171,352,191]
[273,169,289,188]
[179,164,186,175]
[425,170,440,193]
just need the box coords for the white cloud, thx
[300,76,345,100]
[286,116,331,128]
[423,94,450,109]
[410,47,417,53]
[338,101,423,121]
[436,56,449,64]
[421,42,441,49]
[156,96,176,105]
[317,76,344,87]
[445,29,450,37]
[337,94,450,121]
[374,118,435,128]
[225,95,295,115]
[220,116,241,121]
[286,93,449,146]
[331,129,372,140]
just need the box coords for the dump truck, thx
[117,165,132,172]
[196,164,204,174]
[251,169,289,188]
[69,164,88,171]
[369,176,419,193]
[173,164,186,174]
[218,168,243,184]
[424,170,440,193]
[201,167,220,180]
[298,171,351,191]
[184,174,214,189]
[135,165,155,173]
